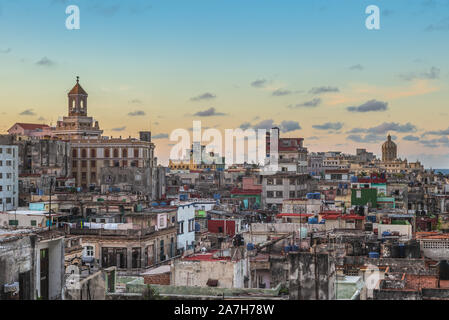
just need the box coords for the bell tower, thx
[68,76,88,116]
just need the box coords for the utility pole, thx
[48,177,54,231]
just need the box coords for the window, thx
[113,149,119,158]
[267,191,274,198]
[276,178,282,185]
[132,248,141,269]
[6,161,11,166]
[91,160,96,167]
[72,149,77,158]
[267,178,273,185]
[178,221,184,234]
[122,149,128,158]
[6,198,11,204]
[6,148,11,154]
[276,191,283,198]
[0,186,2,192]
[289,191,296,198]
[8,220,18,226]
[105,148,110,158]
[81,149,87,158]
[81,160,87,168]
[134,148,139,158]
[72,160,77,168]
[90,149,96,158]
[6,173,12,179]
[188,219,195,232]
[31,220,37,226]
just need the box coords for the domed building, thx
[382,134,397,162]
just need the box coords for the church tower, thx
[68,76,88,116]
[54,77,103,140]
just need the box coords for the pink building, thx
[8,123,54,138]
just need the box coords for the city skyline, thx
[0,0,448,167]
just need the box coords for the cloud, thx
[309,86,339,95]
[193,107,226,117]
[348,122,417,135]
[37,116,46,121]
[280,121,301,133]
[423,127,449,136]
[307,136,320,140]
[111,126,126,132]
[403,135,420,141]
[399,66,440,81]
[251,79,268,88]
[36,57,55,67]
[129,99,142,104]
[347,99,388,113]
[425,17,449,31]
[190,92,217,101]
[128,110,146,116]
[254,119,276,130]
[347,134,386,144]
[239,122,251,130]
[312,122,343,131]
[419,136,449,148]
[349,64,364,70]
[152,133,169,139]
[272,89,292,96]
[288,98,322,108]
[0,48,11,54]
[19,109,36,116]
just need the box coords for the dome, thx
[382,134,396,148]
[382,134,397,162]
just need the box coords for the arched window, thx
[72,149,77,158]
[81,149,87,158]
[105,148,110,158]
[91,149,96,158]
[122,148,128,158]
[113,149,119,158]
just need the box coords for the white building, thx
[176,202,196,254]
[0,145,19,211]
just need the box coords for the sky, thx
[0,0,448,167]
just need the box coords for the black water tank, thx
[438,260,449,280]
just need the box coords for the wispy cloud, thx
[193,107,226,117]
[399,66,440,81]
[251,79,268,88]
[348,122,417,135]
[309,86,339,95]
[152,133,169,139]
[36,57,55,67]
[313,122,343,131]
[403,135,420,141]
[0,48,11,54]
[288,98,322,108]
[19,109,36,116]
[347,99,388,113]
[348,64,363,71]
[128,110,146,116]
[129,99,142,104]
[111,126,126,132]
[190,92,217,101]
[280,120,301,133]
[272,89,292,96]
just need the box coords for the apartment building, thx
[0,145,18,211]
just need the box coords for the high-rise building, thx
[0,145,19,211]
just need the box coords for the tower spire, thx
[76,76,79,83]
